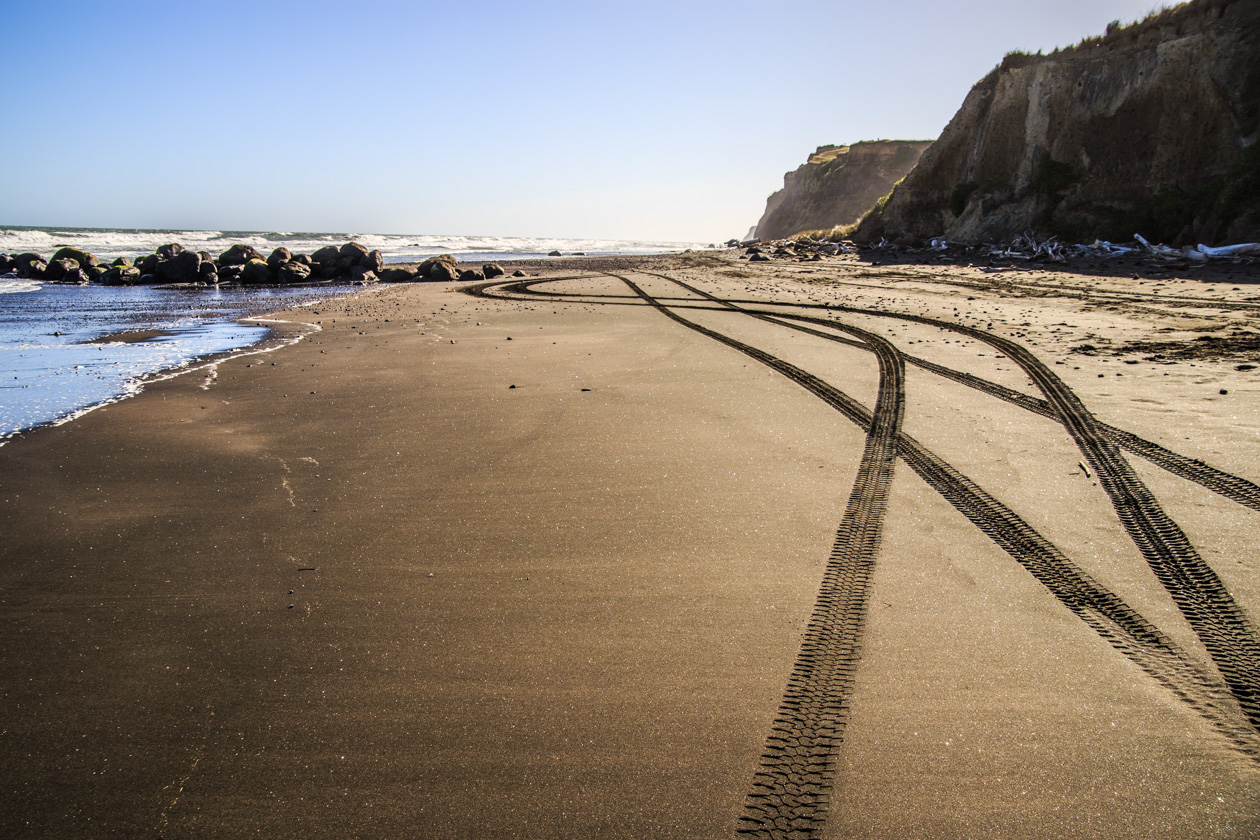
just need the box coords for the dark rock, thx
[267,247,292,269]
[311,245,342,265]
[548,250,562,257]
[156,243,183,260]
[512,269,527,277]
[138,254,159,274]
[378,267,418,282]
[240,259,275,285]
[198,251,214,264]
[86,264,109,281]
[348,265,377,284]
[217,264,244,283]
[0,254,14,274]
[156,249,202,283]
[418,254,460,281]
[482,263,505,278]
[14,253,47,278]
[279,261,312,284]
[293,253,312,266]
[138,274,157,285]
[100,265,142,286]
[749,253,772,262]
[316,264,343,280]
[111,256,132,267]
[218,244,264,266]
[364,250,385,273]
[44,258,80,282]
[340,242,370,266]
[50,247,100,268]
[458,268,485,283]
[199,261,219,283]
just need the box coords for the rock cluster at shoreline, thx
[0,242,505,287]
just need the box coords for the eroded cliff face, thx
[857,0,1260,245]
[754,141,933,240]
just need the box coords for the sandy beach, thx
[1,251,1258,839]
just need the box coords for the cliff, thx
[856,0,1260,246]
[754,140,933,240]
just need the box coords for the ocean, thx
[0,226,706,440]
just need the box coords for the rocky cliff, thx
[856,0,1260,246]
[754,140,933,240]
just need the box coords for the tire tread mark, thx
[614,275,904,839]
[469,276,1260,764]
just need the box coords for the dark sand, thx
[1,252,1258,838]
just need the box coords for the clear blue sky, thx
[1,0,1164,243]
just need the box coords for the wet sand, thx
[1,252,1258,838]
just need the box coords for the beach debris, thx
[1078,461,1092,478]
[1195,242,1260,258]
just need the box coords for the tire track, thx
[647,274,1260,748]
[706,280,1260,730]
[468,275,1260,516]
[611,274,905,838]
[468,275,1260,757]
[605,275,1260,840]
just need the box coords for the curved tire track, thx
[612,274,905,838]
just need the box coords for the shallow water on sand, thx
[0,278,351,440]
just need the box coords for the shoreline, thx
[1,252,1257,838]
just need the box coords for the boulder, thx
[348,265,377,284]
[156,243,183,260]
[199,261,220,283]
[156,249,202,283]
[511,269,527,277]
[14,253,47,277]
[240,259,275,285]
[267,247,292,269]
[0,254,14,274]
[218,244,264,266]
[293,253,312,266]
[198,251,214,264]
[482,263,505,279]
[100,265,142,286]
[311,245,342,266]
[111,256,132,267]
[278,261,312,284]
[378,266,418,282]
[548,250,562,257]
[340,242,370,266]
[138,254,159,274]
[217,264,244,284]
[85,264,109,281]
[458,268,485,283]
[364,249,385,273]
[50,247,100,268]
[44,258,80,282]
[418,254,460,281]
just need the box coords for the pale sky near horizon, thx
[2,0,1165,243]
